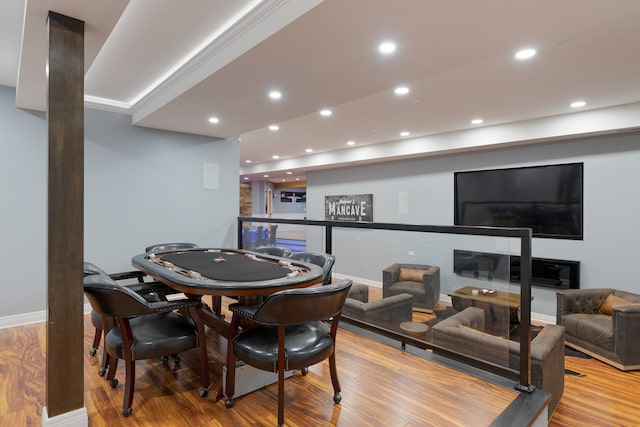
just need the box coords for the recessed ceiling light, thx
[208,117,219,124]
[269,125,279,131]
[272,155,279,159]
[243,177,249,180]
[471,118,484,125]
[378,41,396,55]
[269,90,282,100]
[263,174,269,178]
[570,101,586,108]
[305,148,313,153]
[286,171,292,175]
[346,140,355,146]
[281,179,286,182]
[400,131,410,137]
[394,86,410,95]
[320,109,332,117]
[245,160,252,163]
[515,48,536,60]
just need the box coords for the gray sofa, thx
[556,288,640,371]
[432,307,565,417]
[343,293,413,332]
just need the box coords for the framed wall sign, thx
[324,194,373,222]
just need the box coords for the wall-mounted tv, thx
[454,163,583,239]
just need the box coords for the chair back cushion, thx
[254,280,352,325]
[83,274,152,318]
[145,242,199,253]
[83,261,109,276]
[289,251,336,285]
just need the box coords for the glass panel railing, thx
[237,217,533,388]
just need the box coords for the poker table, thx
[131,248,324,298]
[132,247,324,398]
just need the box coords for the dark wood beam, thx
[46,11,85,418]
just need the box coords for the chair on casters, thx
[83,262,176,375]
[83,274,210,417]
[224,279,352,427]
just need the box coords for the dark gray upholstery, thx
[343,293,413,332]
[83,274,209,416]
[557,288,640,370]
[253,245,292,258]
[382,263,440,311]
[83,261,174,369]
[432,307,565,417]
[288,251,335,285]
[225,280,352,427]
[145,242,199,253]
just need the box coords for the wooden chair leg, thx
[329,352,342,403]
[90,327,101,356]
[122,358,135,416]
[224,313,242,407]
[277,325,286,427]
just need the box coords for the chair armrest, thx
[382,264,400,287]
[147,298,202,314]
[556,288,614,322]
[109,270,147,282]
[613,304,640,364]
[125,281,177,296]
[229,303,260,320]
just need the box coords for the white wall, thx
[0,85,240,317]
[306,132,640,316]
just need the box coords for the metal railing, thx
[237,216,534,392]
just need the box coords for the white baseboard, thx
[0,304,92,329]
[42,406,88,427]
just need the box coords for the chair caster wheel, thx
[225,397,234,408]
[161,355,169,363]
[173,355,181,364]
[89,348,97,356]
[199,387,208,397]
[333,392,342,404]
[122,407,132,417]
[301,367,309,376]
[98,368,106,376]
[109,378,118,388]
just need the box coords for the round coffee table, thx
[400,321,429,338]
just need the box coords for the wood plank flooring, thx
[1,299,639,426]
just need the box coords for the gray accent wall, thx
[306,132,640,317]
[0,85,239,317]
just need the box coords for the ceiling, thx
[3,0,640,183]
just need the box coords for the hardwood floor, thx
[1,300,639,426]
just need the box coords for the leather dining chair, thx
[83,262,175,375]
[224,279,353,427]
[288,251,335,285]
[83,274,210,417]
[253,245,292,258]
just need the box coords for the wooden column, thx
[45,11,85,419]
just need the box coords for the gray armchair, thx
[557,288,640,370]
[383,263,440,312]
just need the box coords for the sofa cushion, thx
[598,294,637,315]
[398,267,428,282]
[563,313,614,352]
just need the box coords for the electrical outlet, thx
[408,250,415,256]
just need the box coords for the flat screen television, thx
[454,163,583,239]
